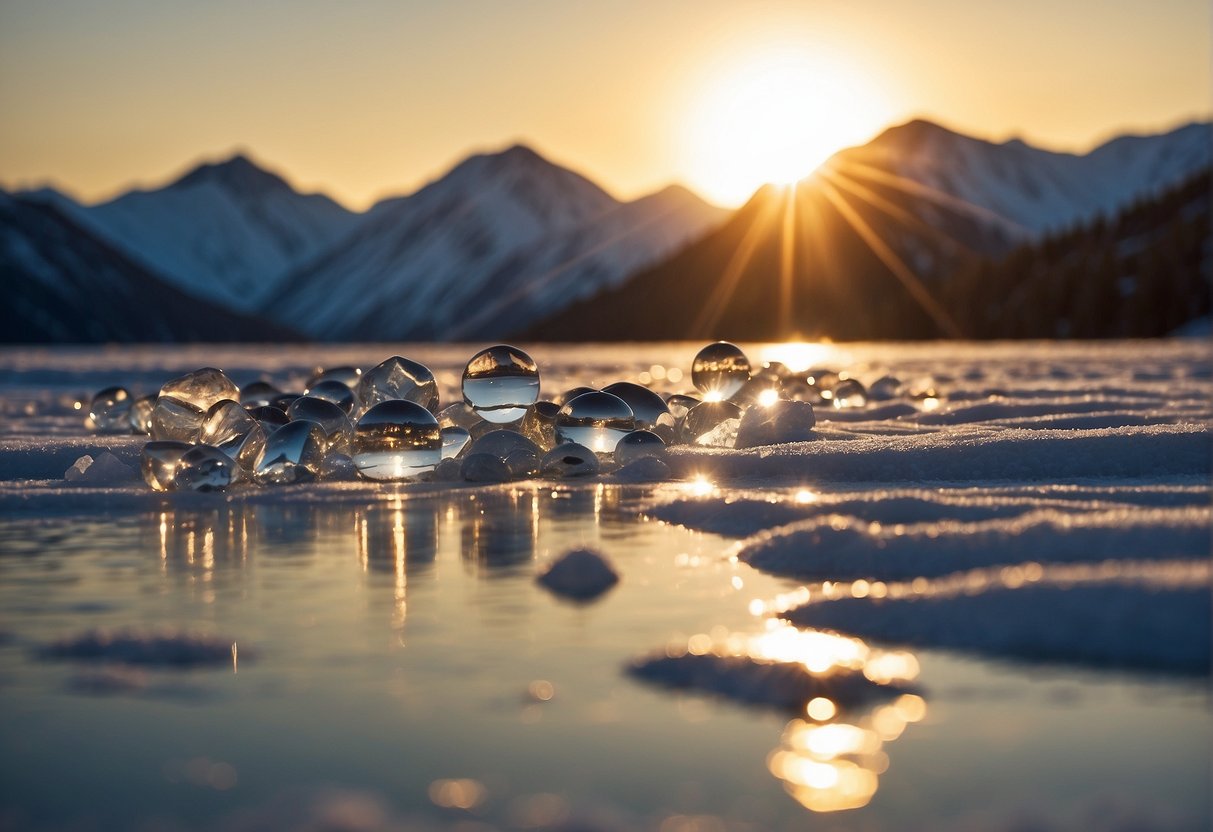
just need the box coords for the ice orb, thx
[831,378,868,409]
[160,367,239,413]
[287,396,354,453]
[691,342,751,400]
[555,391,635,455]
[238,380,280,408]
[441,426,472,459]
[614,430,667,466]
[304,379,356,414]
[87,386,131,433]
[602,382,672,430]
[128,393,156,435]
[353,400,442,481]
[462,344,540,424]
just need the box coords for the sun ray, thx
[828,158,1032,238]
[818,179,965,338]
[691,195,783,336]
[817,165,983,255]
[779,183,797,338]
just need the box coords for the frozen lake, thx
[0,341,1209,831]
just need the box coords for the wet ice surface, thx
[0,341,1210,831]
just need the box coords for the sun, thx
[681,44,890,207]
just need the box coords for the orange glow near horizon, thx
[680,43,894,206]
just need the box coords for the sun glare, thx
[682,44,890,206]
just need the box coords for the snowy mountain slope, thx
[264,144,725,340]
[33,154,359,312]
[446,184,727,339]
[0,192,297,342]
[833,119,1212,236]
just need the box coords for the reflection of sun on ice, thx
[682,43,890,206]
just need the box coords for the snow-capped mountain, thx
[264,144,727,340]
[833,119,1212,236]
[1,192,296,342]
[526,119,1212,342]
[32,154,359,312]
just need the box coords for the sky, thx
[0,0,1209,209]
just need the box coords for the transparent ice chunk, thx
[520,401,561,450]
[201,399,267,471]
[830,378,868,409]
[555,391,635,455]
[441,426,471,459]
[149,396,204,443]
[680,400,742,445]
[468,429,540,461]
[239,380,281,408]
[141,440,192,491]
[172,445,235,492]
[287,396,353,453]
[691,342,751,400]
[353,400,442,481]
[86,386,131,433]
[357,356,439,413]
[868,375,903,401]
[128,394,157,435]
[305,379,356,414]
[461,344,540,424]
[307,365,362,390]
[461,452,512,483]
[159,367,239,414]
[735,399,816,449]
[245,405,290,434]
[254,419,326,485]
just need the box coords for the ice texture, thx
[540,443,600,477]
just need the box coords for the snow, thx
[537,547,620,601]
[839,119,1212,237]
[265,147,726,340]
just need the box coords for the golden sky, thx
[1,0,1209,208]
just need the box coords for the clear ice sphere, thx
[353,400,442,481]
[540,443,601,477]
[601,382,671,429]
[271,393,301,411]
[149,395,204,443]
[357,356,439,414]
[664,393,701,422]
[503,447,539,477]
[461,344,540,424]
[87,386,132,433]
[680,400,743,445]
[558,386,597,405]
[254,419,326,485]
[239,380,281,408]
[287,396,354,453]
[520,401,561,450]
[318,452,357,482]
[141,440,192,491]
[868,375,903,401]
[305,379,356,414]
[441,426,471,459]
[172,445,235,492]
[691,342,751,400]
[614,430,667,466]
[128,394,157,435]
[201,400,266,470]
[555,391,635,455]
[159,367,239,413]
[830,378,868,409]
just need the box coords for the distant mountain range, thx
[528,119,1212,340]
[5,118,1210,342]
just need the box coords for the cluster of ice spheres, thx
[82,342,891,493]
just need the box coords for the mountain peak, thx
[174,152,291,194]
